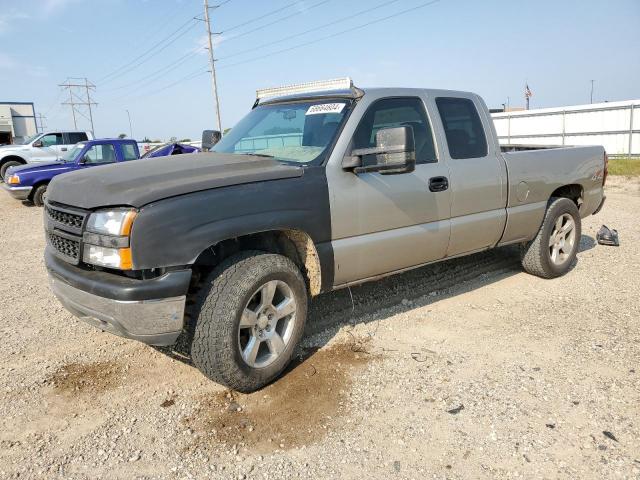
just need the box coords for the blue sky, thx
[1,0,638,140]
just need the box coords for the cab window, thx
[353,97,437,164]
[40,133,63,147]
[435,97,488,159]
[121,143,138,161]
[83,144,117,164]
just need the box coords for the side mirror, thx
[33,140,43,148]
[201,130,221,151]
[343,126,416,175]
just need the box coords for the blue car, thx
[2,139,140,206]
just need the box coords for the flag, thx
[525,84,533,98]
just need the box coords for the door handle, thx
[61,147,68,151]
[429,176,449,192]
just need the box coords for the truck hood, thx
[8,161,70,177]
[0,145,28,154]
[47,152,304,209]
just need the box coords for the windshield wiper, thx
[243,153,274,158]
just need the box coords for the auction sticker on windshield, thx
[306,103,346,115]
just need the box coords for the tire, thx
[32,184,48,207]
[1,160,23,181]
[521,197,581,278]
[190,251,308,392]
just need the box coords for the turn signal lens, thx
[7,175,20,185]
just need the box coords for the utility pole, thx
[203,0,222,132]
[35,113,47,133]
[59,78,97,132]
[126,110,133,139]
[590,80,595,104]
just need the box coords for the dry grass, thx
[608,157,640,176]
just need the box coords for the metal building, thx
[492,99,639,156]
[0,102,38,145]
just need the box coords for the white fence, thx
[491,99,639,156]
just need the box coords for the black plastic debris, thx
[596,225,620,246]
[603,431,619,442]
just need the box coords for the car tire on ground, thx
[32,184,48,207]
[1,160,23,181]
[521,197,582,279]
[190,251,308,392]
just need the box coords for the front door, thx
[328,96,451,286]
[32,133,63,163]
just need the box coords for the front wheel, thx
[521,197,581,278]
[1,160,23,181]
[32,184,48,207]
[190,251,308,392]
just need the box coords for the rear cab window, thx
[435,97,487,159]
[66,132,88,144]
[120,143,139,161]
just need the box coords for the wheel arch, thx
[27,180,50,201]
[192,229,323,297]
[549,184,583,208]
[0,155,27,171]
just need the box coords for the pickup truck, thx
[0,130,94,180]
[43,78,607,392]
[3,138,139,206]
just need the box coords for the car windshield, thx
[61,143,86,162]
[212,99,351,164]
[18,134,41,145]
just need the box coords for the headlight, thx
[86,209,137,236]
[83,209,137,269]
[7,174,20,185]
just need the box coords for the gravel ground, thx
[1,177,639,480]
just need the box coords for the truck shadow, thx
[307,233,596,336]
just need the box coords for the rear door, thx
[433,96,507,256]
[328,95,452,286]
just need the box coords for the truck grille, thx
[48,232,80,262]
[45,202,88,265]
[45,205,84,229]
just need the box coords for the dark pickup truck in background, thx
[43,78,607,392]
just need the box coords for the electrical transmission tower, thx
[59,78,97,132]
[35,113,47,133]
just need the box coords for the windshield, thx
[18,134,41,145]
[61,143,86,162]
[212,99,351,164]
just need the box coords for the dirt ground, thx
[0,177,638,479]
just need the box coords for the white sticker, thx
[306,103,345,116]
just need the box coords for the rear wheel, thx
[32,184,48,206]
[521,197,581,278]
[190,251,307,392]
[1,160,23,181]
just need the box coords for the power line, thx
[103,48,203,93]
[218,0,402,60]
[220,0,332,43]
[218,0,441,70]
[97,15,198,84]
[142,68,210,99]
[220,0,300,33]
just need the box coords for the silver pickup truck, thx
[44,78,607,392]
